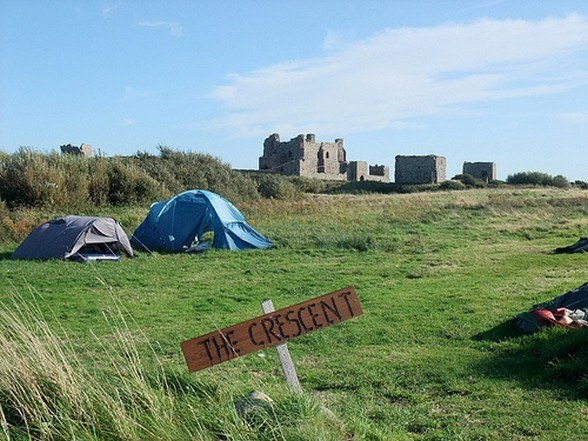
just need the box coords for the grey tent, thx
[11,215,134,261]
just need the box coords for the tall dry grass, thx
[0,284,218,440]
[0,281,344,440]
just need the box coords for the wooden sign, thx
[181,286,362,373]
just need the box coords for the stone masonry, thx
[395,155,446,184]
[462,162,496,182]
[259,133,389,182]
[60,143,93,157]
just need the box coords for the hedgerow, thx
[0,147,260,209]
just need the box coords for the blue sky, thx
[1,1,587,181]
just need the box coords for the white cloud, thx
[122,118,137,126]
[101,5,118,18]
[322,30,345,51]
[137,20,183,37]
[121,86,152,101]
[210,14,588,138]
[557,112,588,125]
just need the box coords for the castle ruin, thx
[60,143,93,157]
[259,133,389,182]
[463,162,496,182]
[395,155,446,184]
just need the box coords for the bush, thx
[331,181,403,194]
[552,175,570,188]
[0,148,90,209]
[51,153,91,207]
[290,176,330,193]
[507,171,569,188]
[88,156,111,206]
[439,180,466,191]
[133,147,259,203]
[451,173,487,188]
[107,159,166,205]
[0,147,262,209]
[487,179,506,188]
[252,173,299,199]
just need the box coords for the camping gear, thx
[554,237,588,253]
[131,190,272,252]
[514,282,588,332]
[11,216,134,261]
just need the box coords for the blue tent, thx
[132,190,272,252]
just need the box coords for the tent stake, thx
[261,299,303,394]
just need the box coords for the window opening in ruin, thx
[326,152,330,159]
[360,175,365,182]
[317,148,325,173]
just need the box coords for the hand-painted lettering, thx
[286,309,303,337]
[211,335,223,361]
[273,313,289,340]
[339,291,356,317]
[261,317,282,343]
[248,322,264,346]
[297,306,313,331]
[307,302,323,329]
[198,338,215,364]
[222,330,241,355]
[182,286,362,373]
[319,296,342,324]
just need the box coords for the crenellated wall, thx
[259,133,389,182]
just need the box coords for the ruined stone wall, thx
[259,133,346,179]
[346,162,390,182]
[395,155,446,184]
[259,133,303,171]
[463,162,496,182]
[347,161,368,181]
[259,133,389,182]
[368,165,390,182]
[60,143,93,157]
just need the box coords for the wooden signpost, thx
[181,286,363,374]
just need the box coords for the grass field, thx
[1,187,588,440]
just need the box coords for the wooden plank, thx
[181,286,363,373]
[261,299,303,394]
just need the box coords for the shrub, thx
[0,147,262,209]
[0,149,91,209]
[107,159,166,205]
[451,173,487,188]
[331,181,403,194]
[487,179,506,188]
[552,175,570,188]
[439,180,466,191]
[253,173,299,199]
[88,156,111,206]
[290,176,330,193]
[49,152,91,207]
[507,171,570,188]
[132,147,259,203]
